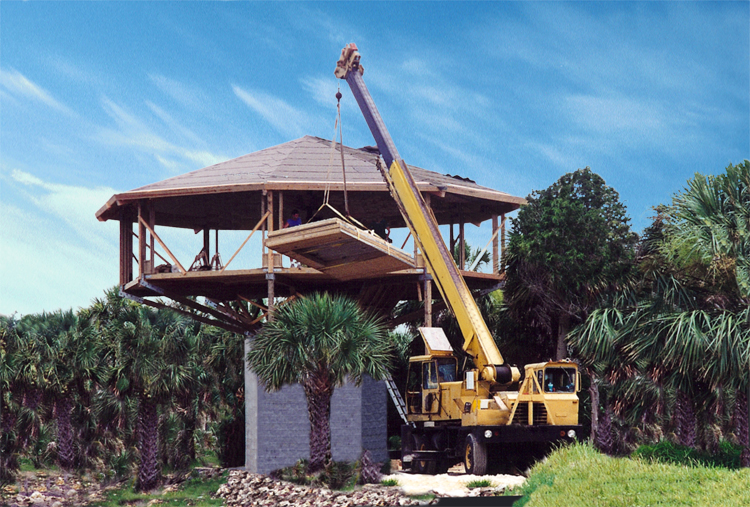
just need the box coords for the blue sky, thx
[1,2,748,316]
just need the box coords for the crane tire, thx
[464,433,488,475]
[412,433,437,475]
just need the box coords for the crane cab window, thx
[542,367,577,393]
[437,358,457,382]
[423,361,438,389]
[406,363,422,413]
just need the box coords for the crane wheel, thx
[464,433,487,475]
[412,433,437,475]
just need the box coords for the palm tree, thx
[570,162,750,462]
[246,292,393,472]
[204,324,247,467]
[99,291,194,491]
[31,309,104,469]
[0,314,22,482]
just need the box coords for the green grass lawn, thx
[88,471,228,507]
[507,443,750,507]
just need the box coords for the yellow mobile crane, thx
[336,44,582,475]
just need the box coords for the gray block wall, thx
[244,338,387,474]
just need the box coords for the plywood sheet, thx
[266,218,415,280]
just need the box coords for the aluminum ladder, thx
[385,375,414,427]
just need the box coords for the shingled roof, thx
[96,135,524,230]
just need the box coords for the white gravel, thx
[381,471,526,497]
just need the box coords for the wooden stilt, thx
[424,274,432,327]
[138,202,146,277]
[492,214,499,275]
[501,213,507,272]
[459,218,465,270]
[149,204,155,274]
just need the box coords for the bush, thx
[632,440,742,469]
[466,479,495,488]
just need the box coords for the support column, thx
[266,191,275,318]
[119,213,133,286]
[422,274,433,327]
[138,202,146,277]
[492,214,499,275]
[149,205,155,273]
[450,220,455,256]
[244,334,258,472]
[459,218,465,270]
[500,213,507,272]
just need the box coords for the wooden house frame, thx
[97,135,524,332]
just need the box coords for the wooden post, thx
[120,214,133,286]
[450,219,455,256]
[138,202,146,277]
[459,218,465,270]
[492,214,499,275]
[266,274,275,320]
[149,204,155,273]
[266,191,274,273]
[204,228,210,256]
[423,274,432,327]
[501,213,507,272]
[266,191,275,319]
[261,190,267,257]
[278,191,284,231]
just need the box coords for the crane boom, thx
[335,44,518,385]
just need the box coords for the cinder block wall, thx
[244,339,387,474]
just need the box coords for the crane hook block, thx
[335,43,364,79]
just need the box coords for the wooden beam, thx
[501,213,507,272]
[149,205,155,273]
[221,211,271,272]
[459,218,465,269]
[138,202,146,277]
[239,295,268,312]
[138,216,187,274]
[492,214,499,275]
[131,232,170,265]
[136,297,248,335]
[266,190,274,273]
[424,274,432,327]
[120,216,133,286]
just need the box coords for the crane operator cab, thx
[405,327,460,418]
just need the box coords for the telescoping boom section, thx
[335,44,581,475]
[335,44,517,386]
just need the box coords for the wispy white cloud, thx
[96,96,227,171]
[232,84,312,138]
[145,100,204,146]
[148,74,207,110]
[10,169,119,253]
[0,68,76,116]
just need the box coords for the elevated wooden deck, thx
[266,218,415,281]
[124,266,501,305]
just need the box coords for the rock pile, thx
[217,470,439,506]
[4,471,98,507]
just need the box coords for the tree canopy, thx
[503,167,637,360]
